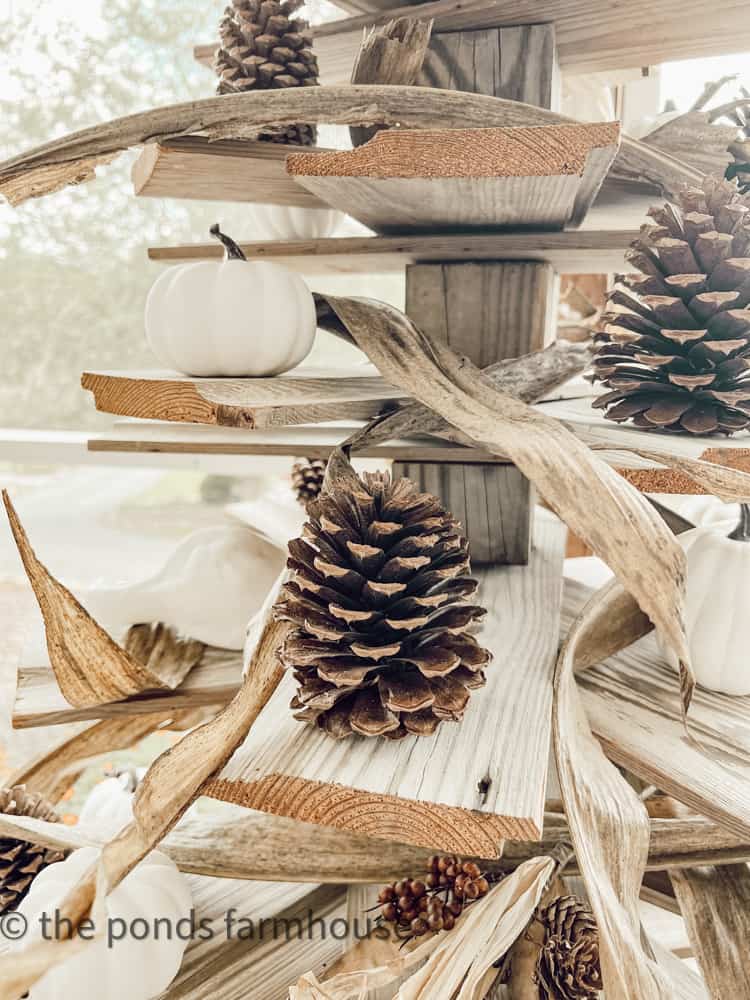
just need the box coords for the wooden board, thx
[13,647,241,729]
[147,228,638,276]
[81,369,408,429]
[202,514,566,853]
[287,123,620,233]
[195,1,750,79]
[563,579,750,842]
[168,878,348,999]
[132,136,330,206]
[539,395,750,491]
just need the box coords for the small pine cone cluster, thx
[378,856,490,939]
[0,786,66,914]
[590,175,750,435]
[214,0,319,146]
[275,466,491,740]
[535,895,601,1000]
[291,457,325,507]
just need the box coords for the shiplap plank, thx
[563,579,750,841]
[147,228,638,276]
[202,513,566,853]
[195,2,750,79]
[286,123,620,234]
[81,369,407,429]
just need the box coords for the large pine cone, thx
[214,0,319,146]
[590,175,750,434]
[274,466,491,739]
[535,895,601,1000]
[0,786,66,914]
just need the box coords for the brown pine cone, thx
[213,0,319,146]
[275,463,491,740]
[291,457,325,507]
[534,895,601,999]
[590,174,750,434]
[0,786,67,914]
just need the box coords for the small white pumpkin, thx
[660,504,750,695]
[145,224,316,377]
[18,848,192,1000]
[78,772,139,838]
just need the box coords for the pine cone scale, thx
[0,786,67,913]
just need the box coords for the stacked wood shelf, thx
[193,0,750,80]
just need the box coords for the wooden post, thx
[395,23,560,565]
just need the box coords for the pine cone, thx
[274,464,492,739]
[535,895,601,1000]
[291,457,325,507]
[213,0,319,146]
[590,175,750,434]
[0,786,66,914]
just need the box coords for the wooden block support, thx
[402,23,560,565]
[401,261,558,564]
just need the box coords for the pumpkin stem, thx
[728,503,750,541]
[209,223,247,261]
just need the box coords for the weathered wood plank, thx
[287,123,620,233]
[164,879,347,1000]
[195,1,750,77]
[202,514,566,853]
[563,579,750,841]
[13,646,241,728]
[81,369,407,429]
[418,24,559,110]
[670,865,750,998]
[132,136,330,206]
[146,228,638,275]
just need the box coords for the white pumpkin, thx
[79,524,286,650]
[145,224,316,377]
[17,848,192,1000]
[660,505,750,695]
[79,773,138,838]
[252,204,345,240]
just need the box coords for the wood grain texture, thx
[146,228,639,276]
[196,1,750,77]
[81,369,407,428]
[563,579,750,841]
[0,85,688,208]
[418,24,559,110]
[165,880,348,1000]
[132,136,330,206]
[13,646,241,728]
[669,865,750,998]
[393,462,531,564]
[403,261,556,565]
[203,515,566,852]
[287,123,620,234]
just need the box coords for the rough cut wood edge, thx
[81,370,407,428]
[2,492,203,707]
[202,515,566,854]
[146,229,638,275]
[288,122,620,179]
[131,136,331,207]
[0,85,687,207]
